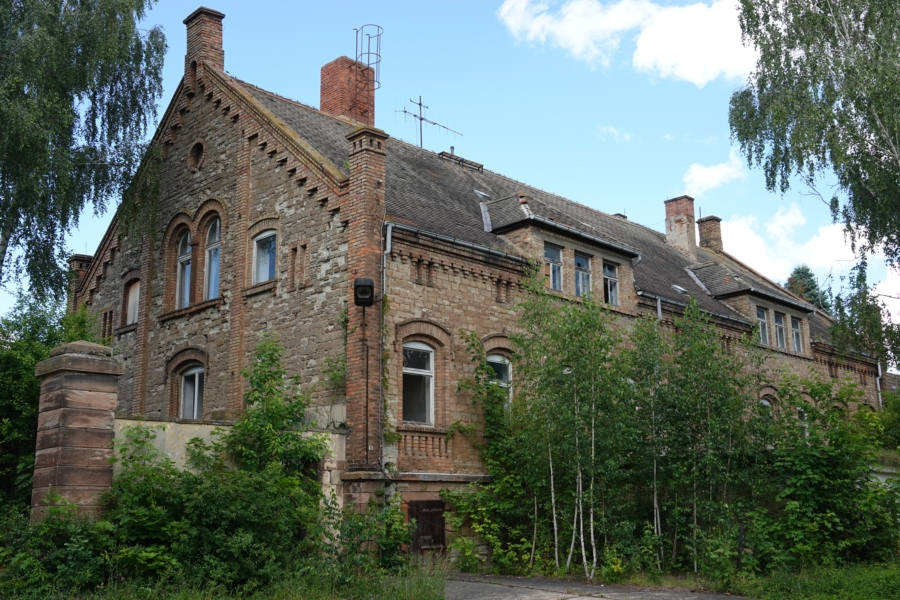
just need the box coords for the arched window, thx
[180,365,204,419]
[204,217,221,300]
[124,280,140,325]
[402,341,434,424]
[486,353,512,405]
[176,231,192,309]
[252,230,276,284]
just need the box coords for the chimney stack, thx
[697,216,723,252]
[665,195,697,260]
[321,57,375,125]
[184,7,225,79]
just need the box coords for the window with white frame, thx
[544,244,562,291]
[180,366,204,419]
[252,230,276,285]
[774,312,787,349]
[124,280,140,325]
[176,231,192,309]
[402,341,433,424]
[791,316,803,352]
[204,217,221,300]
[756,306,769,345]
[574,253,591,298]
[486,353,512,405]
[603,261,619,306]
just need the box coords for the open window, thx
[603,261,619,306]
[204,216,221,299]
[544,243,562,291]
[486,353,512,405]
[252,230,276,285]
[180,365,204,420]
[402,341,434,424]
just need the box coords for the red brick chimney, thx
[184,7,225,79]
[320,57,375,125]
[697,215,723,252]
[665,195,697,261]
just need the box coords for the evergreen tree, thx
[785,265,831,312]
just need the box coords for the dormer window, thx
[791,316,803,352]
[603,261,619,306]
[756,306,769,345]
[574,253,591,297]
[544,244,562,291]
[774,312,787,349]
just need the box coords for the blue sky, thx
[3,0,897,319]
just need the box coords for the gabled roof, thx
[226,77,831,335]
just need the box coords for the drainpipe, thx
[876,360,884,410]
[381,222,394,487]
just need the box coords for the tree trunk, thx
[548,442,560,569]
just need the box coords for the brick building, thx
[66,8,882,546]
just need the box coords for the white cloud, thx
[720,205,857,284]
[766,205,806,239]
[874,267,900,324]
[632,0,757,86]
[498,0,657,66]
[682,148,746,197]
[497,0,756,86]
[598,124,633,141]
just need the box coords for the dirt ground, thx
[445,574,747,600]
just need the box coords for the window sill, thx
[397,423,448,435]
[159,297,223,323]
[114,323,137,336]
[244,280,276,298]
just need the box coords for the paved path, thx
[446,574,746,600]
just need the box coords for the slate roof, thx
[231,77,834,338]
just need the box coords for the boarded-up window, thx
[408,500,445,553]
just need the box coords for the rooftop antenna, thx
[399,96,461,148]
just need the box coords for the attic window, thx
[473,189,491,200]
[671,284,689,294]
[188,142,205,171]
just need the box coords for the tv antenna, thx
[398,96,461,148]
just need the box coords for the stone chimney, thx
[697,216,723,252]
[320,57,375,125]
[184,7,225,79]
[665,195,697,260]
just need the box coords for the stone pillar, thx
[31,342,121,520]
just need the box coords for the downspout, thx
[876,360,884,410]
[381,222,394,481]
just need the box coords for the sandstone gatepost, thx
[31,342,120,520]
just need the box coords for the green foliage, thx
[0,337,420,597]
[0,0,165,298]
[785,265,831,313]
[880,390,900,451]
[830,258,900,370]
[448,279,899,583]
[729,0,900,266]
[734,561,900,600]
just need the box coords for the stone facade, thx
[64,7,883,543]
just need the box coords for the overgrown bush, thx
[445,281,900,583]
[0,337,416,597]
